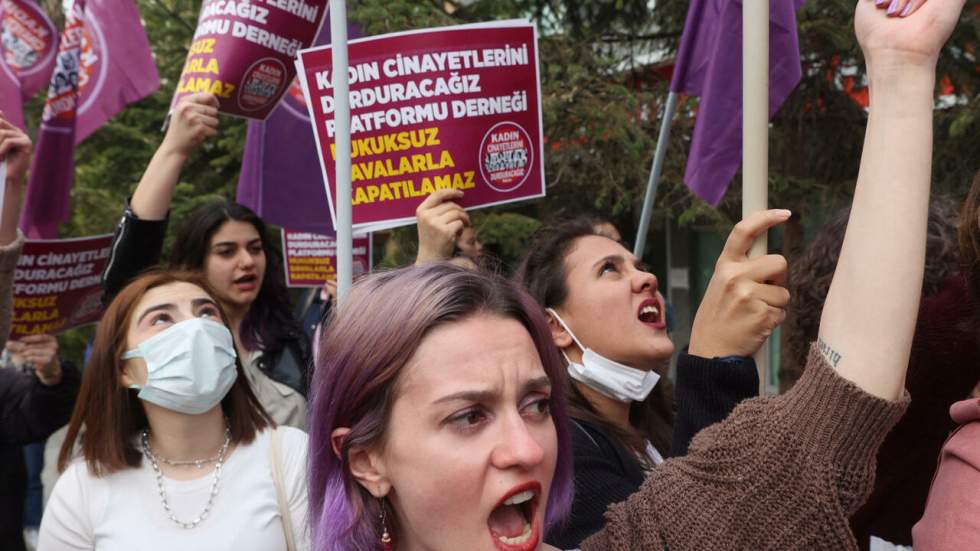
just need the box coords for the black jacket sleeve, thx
[101,199,169,306]
[545,419,645,549]
[670,351,760,457]
[0,361,81,445]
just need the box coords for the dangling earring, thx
[379,498,393,551]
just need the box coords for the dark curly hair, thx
[782,197,961,390]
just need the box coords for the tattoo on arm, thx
[817,337,842,368]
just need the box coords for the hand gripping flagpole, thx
[744,0,770,395]
[330,0,353,304]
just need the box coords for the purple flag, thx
[20,0,159,238]
[2,0,59,98]
[73,0,159,142]
[671,0,805,206]
[236,24,360,235]
[0,45,23,131]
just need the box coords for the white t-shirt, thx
[38,427,309,551]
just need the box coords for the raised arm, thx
[101,93,219,303]
[580,3,967,550]
[130,92,219,219]
[0,113,30,342]
[0,113,30,245]
[818,0,965,401]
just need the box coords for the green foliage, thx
[473,211,542,271]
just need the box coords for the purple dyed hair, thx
[308,263,574,551]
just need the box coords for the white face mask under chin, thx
[546,308,660,403]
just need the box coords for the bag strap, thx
[270,426,297,551]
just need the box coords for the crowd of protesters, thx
[0,1,976,550]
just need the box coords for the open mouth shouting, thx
[488,482,541,551]
[637,297,666,330]
[233,273,258,293]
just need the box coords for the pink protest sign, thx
[11,234,112,338]
[296,21,545,232]
[281,230,371,287]
[172,0,327,120]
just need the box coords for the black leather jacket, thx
[101,201,309,397]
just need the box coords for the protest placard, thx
[10,234,111,337]
[281,229,371,287]
[296,21,545,232]
[172,0,327,120]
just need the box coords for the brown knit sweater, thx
[580,346,909,551]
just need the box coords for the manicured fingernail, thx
[875,0,887,6]
[887,0,900,14]
[900,2,913,16]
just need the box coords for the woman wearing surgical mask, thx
[39,271,308,551]
[101,93,309,430]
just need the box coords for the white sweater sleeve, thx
[38,462,97,551]
[279,426,310,551]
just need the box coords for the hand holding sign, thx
[415,189,471,264]
[162,94,221,158]
[6,334,62,386]
[0,112,33,186]
[0,111,32,244]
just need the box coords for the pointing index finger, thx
[719,209,792,262]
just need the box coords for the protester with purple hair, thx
[306,1,964,549]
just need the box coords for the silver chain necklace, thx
[140,425,231,529]
[154,452,222,469]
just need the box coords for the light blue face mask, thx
[123,318,238,415]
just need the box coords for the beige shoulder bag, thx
[270,427,297,551]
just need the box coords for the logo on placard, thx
[1,0,57,76]
[479,122,533,193]
[69,289,102,324]
[239,57,287,111]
